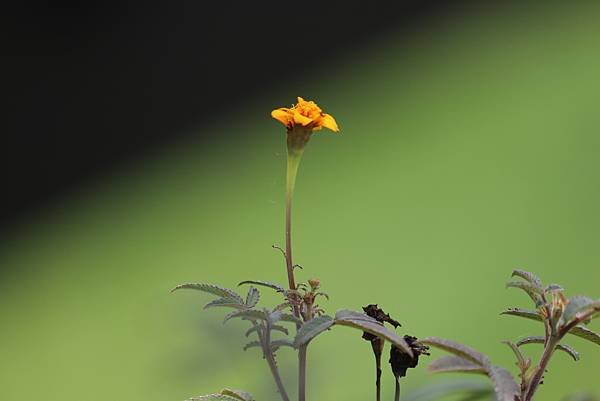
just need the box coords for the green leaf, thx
[500,308,543,322]
[334,309,413,356]
[563,296,599,323]
[238,280,285,293]
[243,341,261,351]
[506,281,543,306]
[203,298,246,310]
[186,395,240,401]
[171,283,244,304]
[516,336,580,361]
[223,309,268,324]
[403,380,493,401]
[501,341,526,367]
[488,365,520,401]
[272,312,302,325]
[245,324,288,337]
[220,389,254,401]
[511,269,543,288]
[245,287,260,308]
[420,337,490,367]
[427,355,486,374]
[294,315,334,347]
[270,338,295,351]
[568,325,600,346]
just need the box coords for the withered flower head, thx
[389,335,430,378]
[363,304,401,328]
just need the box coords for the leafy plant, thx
[423,269,599,401]
[171,97,598,401]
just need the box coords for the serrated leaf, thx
[402,380,493,401]
[245,326,260,337]
[488,365,520,401]
[223,309,268,324]
[427,355,486,374]
[203,298,246,310]
[172,283,244,304]
[420,337,490,367]
[273,302,292,312]
[563,296,599,323]
[245,287,260,308]
[273,312,302,325]
[511,269,542,288]
[186,395,240,401]
[506,281,543,306]
[516,336,580,361]
[243,341,261,351]
[238,280,285,293]
[500,308,543,322]
[502,341,526,366]
[294,315,334,347]
[568,325,600,346]
[220,389,254,401]
[270,338,295,351]
[334,309,413,356]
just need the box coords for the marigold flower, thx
[271,97,339,133]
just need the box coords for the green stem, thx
[285,148,303,294]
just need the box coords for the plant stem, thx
[371,340,383,401]
[285,149,303,295]
[394,378,401,401]
[264,323,291,401]
[524,337,557,401]
[266,352,291,401]
[298,344,308,401]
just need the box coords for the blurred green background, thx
[1,2,599,400]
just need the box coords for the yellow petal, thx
[319,113,339,132]
[297,96,305,104]
[293,110,313,126]
[271,108,292,126]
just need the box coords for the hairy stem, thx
[394,378,401,401]
[524,337,557,401]
[298,344,308,401]
[263,323,291,401]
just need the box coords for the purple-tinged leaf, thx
[516,336,580,361]
[488,365,520,401]
[500,308,543,322]
[506,281,543,306]
[420,337,490,367]
[563,296,599,324]
[511,269,543,288]
[566,325,600,346]
[427,355,486,374]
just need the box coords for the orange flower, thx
[271,97,339,133]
